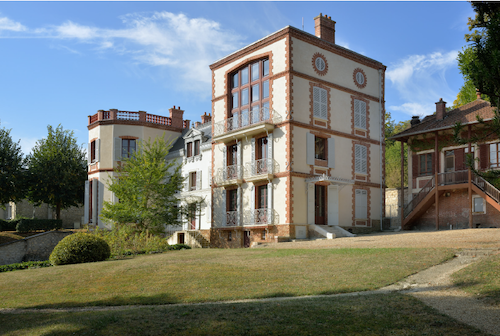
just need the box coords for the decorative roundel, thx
[312,53,328,76]
[353,68,367,89]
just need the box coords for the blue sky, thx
[0,1,475,154]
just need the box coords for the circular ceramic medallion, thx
[353,68,367,89]
[312,53,328,76]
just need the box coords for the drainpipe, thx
[379,69,384,231]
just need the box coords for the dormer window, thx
[187,142,193,158]
[194,140,200,156]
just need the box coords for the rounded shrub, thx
[49,232,111,266]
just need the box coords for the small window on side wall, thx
[473,196,485,213]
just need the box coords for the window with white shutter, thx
[355,189,367,219]
[313,86,328,120]
[355,144,367,174]
[354,99,366,130]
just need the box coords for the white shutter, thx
[237,187,242,226]
[359,100,366,129]
[355,144,367,174]
[222,146,227,180]
[267,182,273,224]
[307,183,315,224]
[328,137,335,169]
[313,87,320,118]
[355,189,367,219]
[197,170,202,190]
[355,144,361,173]
[92,179,98,225]
[237,141,242,179]
[307,133,315,165]
[268,133,273,173]
[320,88,327,119]
[95,139,100,162]
[84,180,89,224]
[250,185,255,224]
[221,190,227,227]
[251,138,256,175]
[354,100,361,128]
[361,145,367,174]
[328,185,339,226]
[114,138,122,161]
[87,142,92,165]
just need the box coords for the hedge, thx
[16,219,62,233]
[0,260,52,273]
[0,219,19,232]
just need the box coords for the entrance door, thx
[189,205,196,230]
[244,231,251,248]
[315,185,326,225]
[445,150,455,184]
[178,233,185,245]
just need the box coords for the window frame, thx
[354,99,367,130]
[419,153,433,176]
[90,140,96,163]
[121,139,136,159]
[313,86,328,120]
[472,196,486,214]
[194,140,200,156]
[490,143,500,168]
[355,189,368,220]
[315,136,327,161]
[190,171,197,191]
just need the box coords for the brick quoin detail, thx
[352,186,371,227]
[309,82,332,129]
[352,141,371,182]
[350,95,371,138]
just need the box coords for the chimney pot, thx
[476,89,481,100]
[410,116,421,127]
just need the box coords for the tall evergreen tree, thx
[0,124,26,206]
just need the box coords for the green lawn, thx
[452,253,500,305]
[0,294,487,336]
[0,247,454,309]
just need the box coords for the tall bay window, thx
[226,144,238,179]
[256,137,268,174]
[230,58,270,127]
[256,185,268,224]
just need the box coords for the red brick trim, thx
[351,95,371,138]
[89,137,98,142]
[315,159,328,167]
[310,130,331,138]
[309,82,331,129]
[353,68,367,89]
[352,186,371,227]
[352,141,371,182]
[119,136,139,140]
[88,120,183,132]
[294,70,380,103]
[312,52,328,76]
[88,168,115,176]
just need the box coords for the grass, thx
[0,247,454,309]
[0,294,487,336]
[452,253,500,305]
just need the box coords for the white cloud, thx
[387,51,458,116]
[0,16,26,32]
[30,12,243,94]
[19,137,38,155]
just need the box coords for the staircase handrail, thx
[471,171,500,203]
[403,175,435,218]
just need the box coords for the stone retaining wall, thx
[0,231,73,265]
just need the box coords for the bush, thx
[49,232,110,266]
[168,244,192,250]
[16,219,62,233]
[90,225,171,257]
[0,219,19,232]
[0,260,52,273]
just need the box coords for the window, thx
[190,172,197,191]
[465,146,475,167]
[187,142,193,157]
[313,86,328,119]
[228,231,232,241]
[355,189,368,219]
[194,140,200,156]
[315,137,327,160]
[354,99,367,129]
[261,230,266,240]
[445,150,455,172]
[256,185,268,209]
[89,139,100,164]
[355,144,367,174]
[230,58,270,124]
[227,144,238,166]
[227,189,238,212]
[473,196,485,213]
[122,139,136,159]
[490,143,500,168]
[419,153,433,176]
[90,141,96,163]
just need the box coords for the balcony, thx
[226,210,240,227]
[214,164,243,186]
[213,108,282,143]
[243,208,278,226]
[88,109,189,129]
[244,158,279,182]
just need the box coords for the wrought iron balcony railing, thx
[214,164,243,185]
[243,208,278,226]
[245,158,279,178]
[213,108,282,137]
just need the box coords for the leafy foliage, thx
[15,219,62,233]
[0,124,26,205]
[0,219,18,231]
[90,225,171,257]
[49,232,110,266]
[385,112,410,188]
[26,125,87,219]
[452,78,489,109]
[100,136,184,235]
[0,260,52,273]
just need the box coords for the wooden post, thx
[468,124,473,228]
[400,141,405,228]
[435,131,439,230]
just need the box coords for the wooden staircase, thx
[403,170,500,229]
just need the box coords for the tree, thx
[385,112,410,188]
[0,124,26,205]
[100,136,184,235]
[452,78,489,109]
[457,2,500,108]
[26,125,87,219]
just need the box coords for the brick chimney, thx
[201,112,212,124]
[410,116,421,127]
[314,13,336,44]
[476,89,481,100]
[435,98,446,120]
[169,105,184,129]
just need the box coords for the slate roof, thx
[168,121,212,156]
[391,99,497,142]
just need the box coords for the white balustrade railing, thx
[213,108,282,137]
